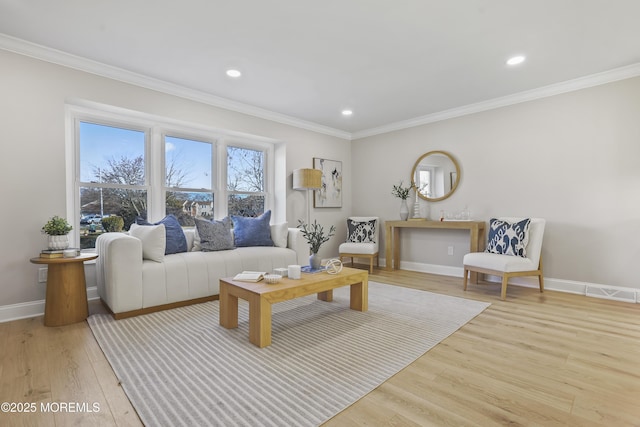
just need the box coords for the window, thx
[226,145,265,217]
[164,135,214,227]
[78,122,148,249]
[68,103,276,250]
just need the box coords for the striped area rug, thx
[88,281,489,427]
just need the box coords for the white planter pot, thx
[48,235,70,250]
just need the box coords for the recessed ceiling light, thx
[226,69,242,78]
[506,55,526,66]
[341,109,353,116]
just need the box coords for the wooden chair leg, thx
[369,256,373,273]
[538,274,545,293]
[351,257,354,267]
[501,275,509,301]
[463,268,469,291]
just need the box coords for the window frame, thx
[65,102,276,250]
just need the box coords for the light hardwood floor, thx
[1,267,639,426]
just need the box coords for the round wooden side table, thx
[30,253,98,326]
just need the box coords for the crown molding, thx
[352,62,640,140]
[3,33,640,142]
[0,33,352,141]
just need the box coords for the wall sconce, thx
[293,168,322,225]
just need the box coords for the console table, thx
[385,220,485,281]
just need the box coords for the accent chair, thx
[463,217,545,300]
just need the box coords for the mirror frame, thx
[410,150,460,202]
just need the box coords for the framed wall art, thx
[313,158,342,208]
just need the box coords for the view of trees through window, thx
[77,121,268,249]
[227,146,265,217]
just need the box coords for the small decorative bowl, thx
[264,274,282,284]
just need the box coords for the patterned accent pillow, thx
[194,217,235,252]
[485,218,531,257]
[346,219,377,243]
[231,210,274,247]
[136,215,188,255]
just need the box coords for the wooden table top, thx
[30,253,98,264]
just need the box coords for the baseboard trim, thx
[0,287,100,324]
[381,258,639,304]
[3,265,638,323]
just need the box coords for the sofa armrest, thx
[96,232,143,313]
[287,228,310,266]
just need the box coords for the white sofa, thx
[95,227,308,318]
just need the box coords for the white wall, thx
[352,76,640,291]
[0,50,351,313]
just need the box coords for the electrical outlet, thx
[447,246,454,256]
[38,268,47,283]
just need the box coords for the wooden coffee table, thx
[219,267,368,347]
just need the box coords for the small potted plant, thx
[42,215,73,249]
[297,219,336,270]
[392,181,412,220]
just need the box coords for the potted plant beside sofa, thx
[42,215,73,249]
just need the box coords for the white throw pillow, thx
[270,222,288,248]
[130,223,166,262]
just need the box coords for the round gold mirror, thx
[411,150,460,202]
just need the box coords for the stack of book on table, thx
[40,248,80,259]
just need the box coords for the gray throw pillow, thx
[194,217,235,251]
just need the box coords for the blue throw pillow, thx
[136,215,188,255]
[231,210,274,247]
[485,218,531,257]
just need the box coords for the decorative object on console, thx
[42,215,73,250]
[463,217,545,300]
[297,219,336,270]
[411,183,428,220]
[313,158,342,208]
[293,168,322,226]
[391,181,411,220]
[339,216,379,273]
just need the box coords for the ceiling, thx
[2,1,640,138]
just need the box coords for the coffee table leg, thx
[249,295,272,348]
[317,289,333,302]
[350,279,368,311]
[219,282,238,329]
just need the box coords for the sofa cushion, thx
[136,215,187,255]
[130,223,166,262]
[194,217,235,252]
[485,218,531,257]
[231,210,274,247]
[271,222,288,248]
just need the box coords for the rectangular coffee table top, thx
[219,267,368,347]
[220,266,368,304]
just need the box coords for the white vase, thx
[48,235,70,250]
[309,252,322,270]
[399,200,409,220]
